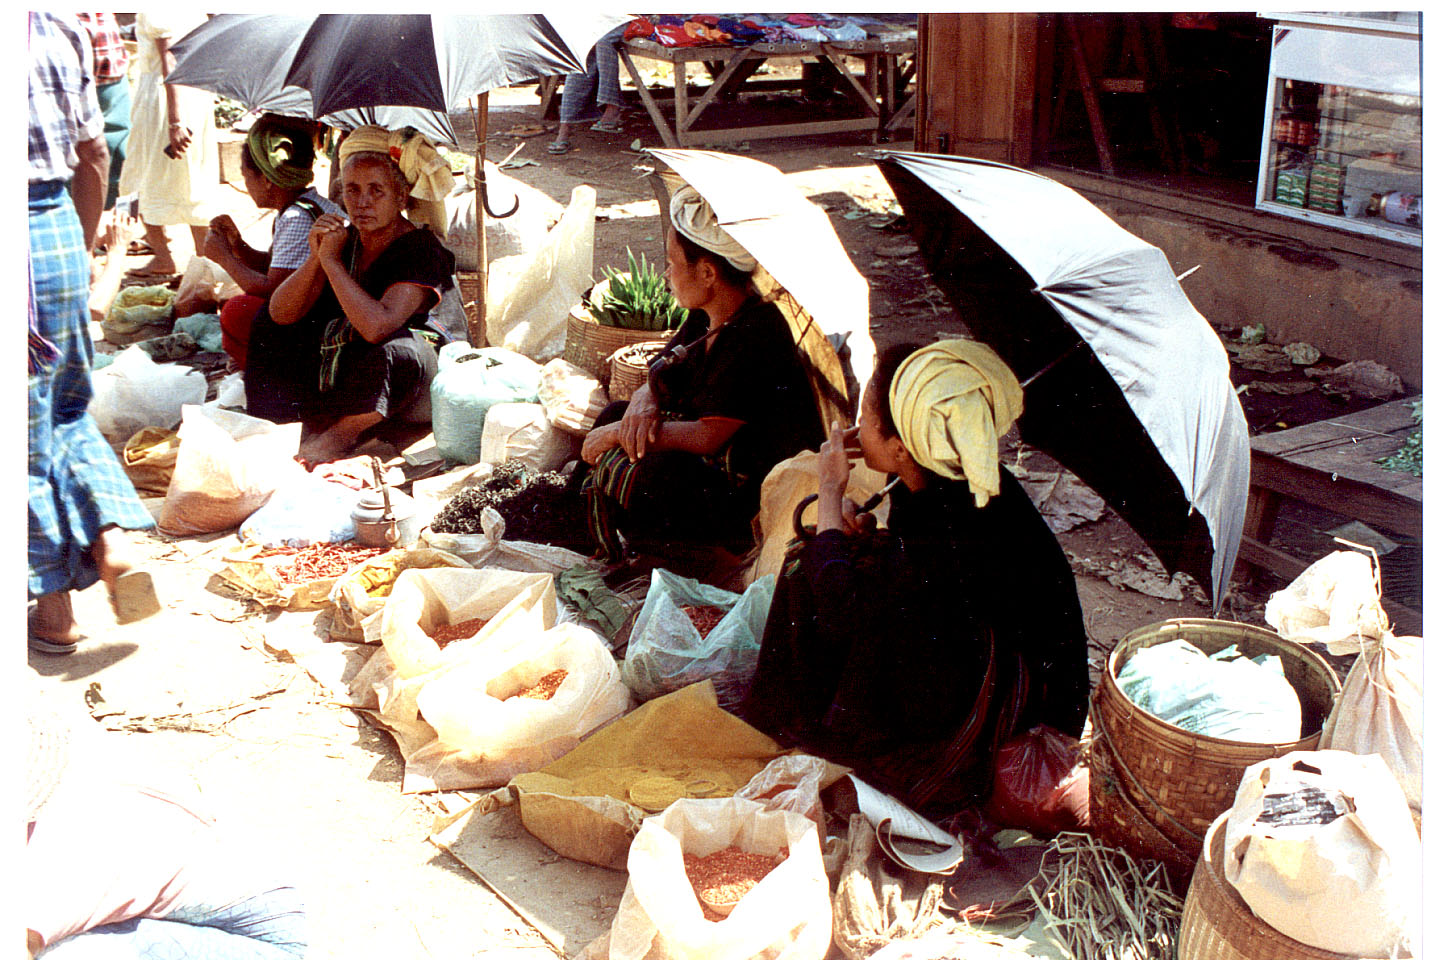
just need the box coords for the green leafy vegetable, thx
[590,248,688,332]
[1376,398,1422,477]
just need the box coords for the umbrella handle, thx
[479,173,520,219]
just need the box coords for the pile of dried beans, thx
[254,542,387,586]
[683,846,787,920]
[681,604,727,638]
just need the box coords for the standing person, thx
[28,12,161,654]
[74,12,130,215]
[547,22,628,154]
[204,113,342,371]
[117,11,216,279]
[740,341,1090,817]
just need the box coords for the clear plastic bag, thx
[478,401,579,473]
[733,754,828,825]
[622,569,776,710]
[238,473,362,548]
[89,345,208,443]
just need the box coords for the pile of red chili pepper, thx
[254,542,388,586]
[681,604,727,638]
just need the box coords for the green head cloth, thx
[246,115,316,191]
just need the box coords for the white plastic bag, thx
[623,569,776,710]
[175,254,243,316]
[89,345,208,443]
[418,506,595,575]
[430,344,543,465]
[238,473,361,547]
[158,405,305,536]
[479,401,579,473]
[1320,634,1423,814]
[1264,550,1389,655]
[443,164,563,270]
[486,184,596,363]
[733,754,828,824]
[537,357,609,435]
[607,797,832,960]
[1224,750,1420,957]
[1116,639,1301,743]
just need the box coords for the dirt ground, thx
[27,78,1322,960]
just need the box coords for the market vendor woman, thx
[579,185,824,565]
[740,341,1089,816]
[266,125,455,467]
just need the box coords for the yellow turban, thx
[337,125,454,239]
[669,185,757,273]
[888,339,1024,508]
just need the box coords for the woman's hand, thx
[166,122,192,158]
[581,422,623,465]
[816,421,863,535]
[308,214,348,262]
[201,217,235,262]
[617,384,661,460]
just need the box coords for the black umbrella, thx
[869,152,1250,609]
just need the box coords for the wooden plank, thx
[1250,452,1421,538]
[677,117,877,146]
[678,47,758,132]
[618,45,679,148]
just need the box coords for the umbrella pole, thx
[468,95,490,347]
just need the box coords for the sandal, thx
[109,569,161,624]
[591,118,624,133]
[28,631,82,655]
[547,139,572,155]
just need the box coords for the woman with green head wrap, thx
[741,340,1089,818]
[204,114,342,374]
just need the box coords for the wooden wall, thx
[916,13,1040,165]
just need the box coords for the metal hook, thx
[478,172,520,219]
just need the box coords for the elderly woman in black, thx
[740,340,1090,816]
[578,185,824,568]
[267,125,455,467]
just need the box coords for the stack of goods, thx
[1307,161,1344,214]
[1274,166,1309,208]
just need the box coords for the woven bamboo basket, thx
[607,341,668,402]
[563,306,673,383]
[1087,716,1200,881]
[1177,813,1374,960]
[1091,619,1340,866]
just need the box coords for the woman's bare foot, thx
[297,414,383,470]
[30,591,82,646]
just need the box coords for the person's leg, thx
[219,295,265,371]
[96,79,130,211]
[551,48,603,152]
[298,333,431,467]
[595,25,626,118]
[134,220,177,275]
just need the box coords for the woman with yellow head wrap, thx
[741,341,1089,817]
[264,125,456,467]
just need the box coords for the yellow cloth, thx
[668,184,757,273]
[888,339,1023,508]
[337,125,454,239]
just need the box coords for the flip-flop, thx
[28,630,82,655]
[123,267,180,281]
[591,118,624,133]
[547,139,572,155]
[127,241,153,256]
[110,569,161,624]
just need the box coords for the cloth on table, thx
[117,12,217,227]
[739,469,1089,817]
[28,181,154,598]
[579,297,824,561]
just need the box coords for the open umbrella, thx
[869,151,1249,609]
[645,148,875,430]
[170,13,633,343]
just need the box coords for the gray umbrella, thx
[870,151,1250,609]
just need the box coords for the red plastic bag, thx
[986,725,1090,837]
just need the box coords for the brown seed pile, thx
[684,846,787,920]
[425,617,488,648]
[681,604,727,638]
[509,668,568,701]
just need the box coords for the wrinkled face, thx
[342,157,407,232]
[858,374,902,474]
[663,230,709,310]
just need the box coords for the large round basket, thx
[607,341,668,402]
[1177,813,1375,960]
[563,306,673,383]
[1089,619,1339,873]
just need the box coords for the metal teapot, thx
[351,457,419,548]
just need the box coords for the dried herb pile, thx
[431,461,588,548]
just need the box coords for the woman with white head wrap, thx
[265,125,456,467]
[741,340,1090,817]
[575,184,824,567]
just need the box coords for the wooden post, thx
[467,94,490,347]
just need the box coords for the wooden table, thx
[615,35,915,147]
[1240,397,1422,631]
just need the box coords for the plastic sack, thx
[733,754,828,825]
[418,505,595,575]
[103,283,175,334]
[604,798,832,960]
[537,357,609,435]
[430,344,543,464]
[622,569,776,710]
[173,311,224,353]
[985,725,1090,837]
[1265,550,1389,655]
[1116,639,1301,743]
[486,184,596,362]
[327,546,473,642]
[479,401,579,473]
[1320,634,1423,814]
[417,622,631,761]
[158,405,305,536]
[174,256,242,318]
[211,371,247,411]
[443,164,563,270]
[238,473,362,548]
[121,427,180,497]
[1224,750,1420,957]
[89,345,208,443]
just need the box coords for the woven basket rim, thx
[1102,618,1339,751]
